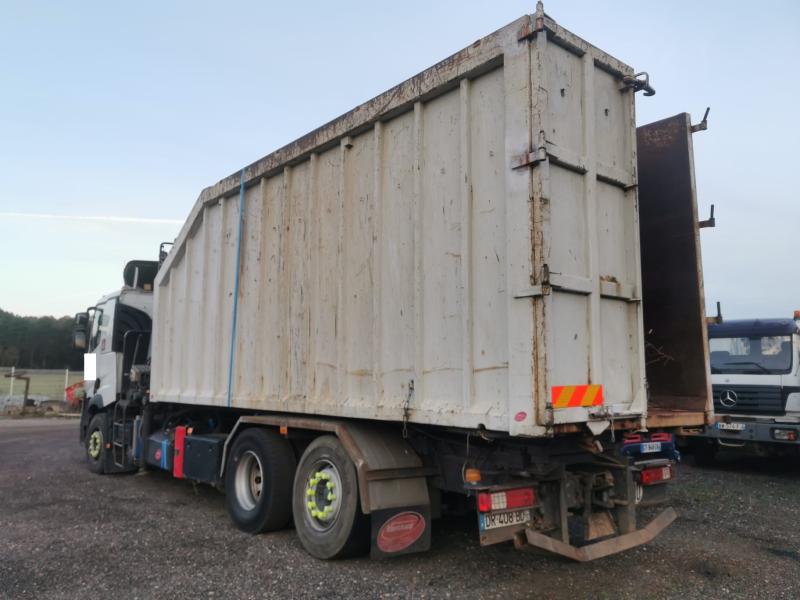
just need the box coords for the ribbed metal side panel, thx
[151,12,646,436]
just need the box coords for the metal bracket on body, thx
[511,131,587,175]
[705,301,723,325]
[515,275,639,302]
[698,204,715,228]
[511,130,548,170]
[513,136,638,190]
[690,107,711,133]
[620,72,656,96]
[517,1,548,42]
[514,285,546,299]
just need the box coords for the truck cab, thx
[73,260,156,467]
[694,315,800,460]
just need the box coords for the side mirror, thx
[73,312,89,350]
[73,330,87,350]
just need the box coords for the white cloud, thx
[0,212,183,225]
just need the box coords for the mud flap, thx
[515,507,677,562]
[370,505,431,559]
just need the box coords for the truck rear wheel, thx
[225,428,296,534]
[85,413,107,474]
[292,435,369,559]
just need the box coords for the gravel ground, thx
[1,418,799,599]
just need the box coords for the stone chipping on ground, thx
[1,418,799,600]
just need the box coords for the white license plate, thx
[717,422,746,431]
[480,509,531,531]
[641,442,662,453]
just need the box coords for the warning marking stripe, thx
[552,384,603,409]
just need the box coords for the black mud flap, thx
[370,505,431,558]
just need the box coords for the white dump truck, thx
[73,4,713,561]
[688,314,800,462]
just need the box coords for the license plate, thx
[480,509,531,531]
[641,442,662,453]
[717,422,746,431]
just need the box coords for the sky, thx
[1,0,798,319]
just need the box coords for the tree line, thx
[0,308,83,370]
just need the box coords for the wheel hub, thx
[88,430,102,459]
[235,450,264,511]
[304,462,342,529]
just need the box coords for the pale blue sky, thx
[1,1,798,318]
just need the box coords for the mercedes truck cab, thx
[692,314,800,461]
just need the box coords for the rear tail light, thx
[623,432,673,445]
[772,428,798,441]
[639,465,673,485]
[477,487,535,512]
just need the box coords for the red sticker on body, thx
[376,511,426,553]
[514,411,527,422]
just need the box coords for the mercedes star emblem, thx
[719,389,738,408]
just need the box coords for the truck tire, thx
[85,413,107,474]
[691,439,717,467]
[225,428,296,534]
[292,435,369,559]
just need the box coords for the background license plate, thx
[641,442,662,453]
[717,422,746,431]
[480,509,531,531]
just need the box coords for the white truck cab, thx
[695,315,800,459]
[73,261,156,450]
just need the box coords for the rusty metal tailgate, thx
[637,113,712,428]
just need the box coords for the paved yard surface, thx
[1,418,799,599]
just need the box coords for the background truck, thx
[689,314,800,462]
[73,4,712,561]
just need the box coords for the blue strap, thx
[226,169,246,408]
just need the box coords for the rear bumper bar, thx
[513,507,677,562]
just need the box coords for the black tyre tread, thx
[225,428,297,534]
[85,413,106,475]
[292,435,369,560]
[691,440,717,467]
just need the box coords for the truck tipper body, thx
[74,4,712,561]
[689,316,800,460]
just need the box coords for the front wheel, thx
[292,435,369,559]
[85,413,107,474]
[691,439,718,467]
[224,428,296,534]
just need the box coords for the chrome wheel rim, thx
[235,450,264,511]
[303,460,342,531]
